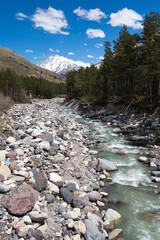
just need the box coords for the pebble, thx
[29,211,48,222]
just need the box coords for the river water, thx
[63,106,160,240]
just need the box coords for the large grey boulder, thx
[84,219,104,240]
[98,159,118,171]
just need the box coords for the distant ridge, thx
[39,55,90,76]
[0,46,65,82]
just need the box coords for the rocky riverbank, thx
[64,99,160,148]
[64,99,160,183]
[0,99,123,240]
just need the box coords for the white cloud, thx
[95,43,103,48]
[86,29,105,39]
[107,8,143,29]
[68,52,75,55]
[73,7,106,22]
[98,56,104,60]
[16,12,28,21]
[87,55,94,58]
[84,43,87,46]
[34,57,37,59]
[25,49,33,53]
[56,49,60,53]
[16,7,69,35]
[49,48,54,52]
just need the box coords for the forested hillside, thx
[66,12,160,105]
[0,69,66,102]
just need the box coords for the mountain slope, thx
[38,55,90,76]
[0,46,65,82]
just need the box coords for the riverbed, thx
[63,104,160,240]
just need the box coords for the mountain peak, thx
[38,55,90,76]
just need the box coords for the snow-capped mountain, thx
[38,55,90,76]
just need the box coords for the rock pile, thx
[0,99,123,240]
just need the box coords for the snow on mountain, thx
[38,55,90,76]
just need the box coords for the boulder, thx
[98,159,118,171]
[88,191,101,202]
[84,219,104,240]
[1,184,38,216]
[104,209,121,224]
[109,229,122,239]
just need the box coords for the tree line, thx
[0,68,66,102]
[66,12,160,104]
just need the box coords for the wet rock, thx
[104,208,121,224]
[33,170,47,192]
[1,184,38,216]
[109,229,122,239]
[103,224,114,231]
[88,191,101,202]
[151,171,160,177]
[29,211,48,222]
[98,159,118,171]
[60,187,74,204]
[84,219,104,240]
[0,165,11,179]
[138,156,150,164]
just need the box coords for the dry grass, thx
[0,46,65,83]
[0,92,13,112]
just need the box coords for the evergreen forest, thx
[66,12,160,105]
[0,69,66,102]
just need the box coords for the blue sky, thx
[1,0,160,65]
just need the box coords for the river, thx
[63,104,160,240]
